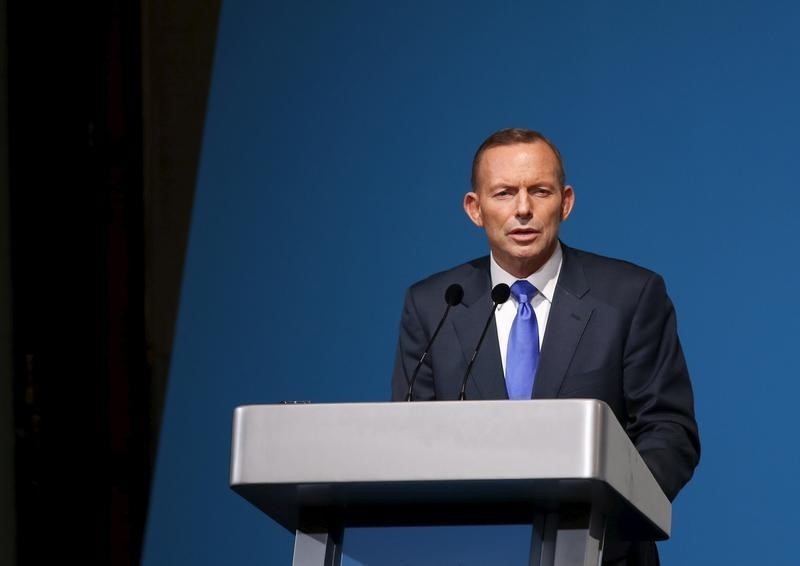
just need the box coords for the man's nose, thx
[515,191,532,218]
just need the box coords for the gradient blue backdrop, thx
[143,1,800,564]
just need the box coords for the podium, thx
[230,400,670,566]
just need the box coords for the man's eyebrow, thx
[487,179,515,188]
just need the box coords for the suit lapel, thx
[450,258,508,400]
[533,244,594,399]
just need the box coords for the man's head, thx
[464,128,575,278]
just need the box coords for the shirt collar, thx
[490,242,563,304]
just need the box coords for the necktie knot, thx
[511,280,537,306]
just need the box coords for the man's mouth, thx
[508,228,540,242]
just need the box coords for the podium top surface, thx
[230,400,670,539]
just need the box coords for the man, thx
[391,128,700,565]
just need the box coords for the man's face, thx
[464,142,575,278]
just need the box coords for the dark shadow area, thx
[4,0,220,563]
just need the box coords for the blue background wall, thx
[143,1,800,564]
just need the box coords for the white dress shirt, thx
[490,243,564,376]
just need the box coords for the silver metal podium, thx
[229,400,670,566]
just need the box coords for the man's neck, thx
[490,242,563,288]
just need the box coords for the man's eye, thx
[494,189,512,198]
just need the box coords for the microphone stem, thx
[405,304,452,401]
[458,303,499,400]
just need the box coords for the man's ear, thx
[463,192,484,227]
[560,185,575,221]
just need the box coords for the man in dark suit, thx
[391,128,700,565]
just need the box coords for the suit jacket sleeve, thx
[622,271,700,501]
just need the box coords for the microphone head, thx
[491,283,511,304]
[444,284,464,306]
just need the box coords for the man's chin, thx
[511,245,548,262]
[513,243,557,268]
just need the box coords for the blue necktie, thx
[506,280,540,400]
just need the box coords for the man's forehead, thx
[477,142,560,181]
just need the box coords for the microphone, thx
[457,283,510,400]
[405,284,464,401]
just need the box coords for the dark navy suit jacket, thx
[391,243,700,565]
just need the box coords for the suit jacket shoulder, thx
[406,256,491,305]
